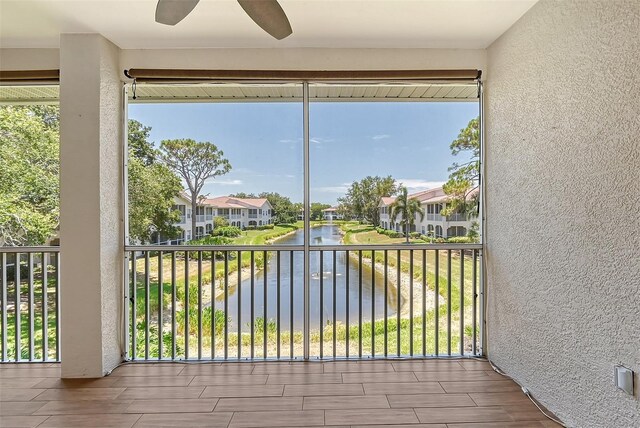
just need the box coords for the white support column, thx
[59,34,123,377]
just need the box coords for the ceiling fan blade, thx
[237,0,293,40]
[155,0,200,25]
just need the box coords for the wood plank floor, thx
[0,359,562,428]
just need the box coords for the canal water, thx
[216,225,401,332]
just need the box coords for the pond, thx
[216,225,401,332]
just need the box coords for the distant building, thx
[378,187,477,238]
[168,194,273,243]
[322,207,342,221]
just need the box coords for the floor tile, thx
[111,375,195,388]
[126,398,217,413]
[133,412,232,427]
[387,393,475,408]
[0,377,47,388]
[0,360,557,427]
[325,408,419,426]
[415,406,513,423]
[414,370,494,382]
[459,361,494,371]
[116,386,204,400]
[34,377,121,389]
[363,382,444,395]
[342,371,418,383]
[440,380,521,393]
[38,413,141,427]
[179,364,255,376]
[303,394,389,410]
[469,392,531,406]
[201,384,284,398]
[34,400,133,415]
[0,388,46,401]
[267,373,342,384]
[392,360,465,372]
[252,364,324,374]
[0,415,49,428]
[0,367,60,378]
[215,396,302,412]
[33,387,125,401]
[190,374,268,386]
[109,365,184,377]
[446,423,546,428]
[229,410,324,427]
[0,400,46,416]
[284,383,364,396]
[350,425,446,428]
[322,362,395,373]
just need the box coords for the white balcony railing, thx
[447,214,468,222]
[0,247,61,362]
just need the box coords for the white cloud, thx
[310,137,334,145]
[207,179,243,186]
[397,179,445,191]
[372,134,390,140]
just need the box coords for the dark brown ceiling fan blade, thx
[155,0,200,25]
[237,0,293,40]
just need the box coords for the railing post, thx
[479,248,486,356]
[303,81,310,360]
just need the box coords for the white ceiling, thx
[0,0,537,50]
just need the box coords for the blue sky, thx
[129,100,478,204]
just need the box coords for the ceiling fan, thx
[155,0,293,40]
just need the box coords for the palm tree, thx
[390,186,425,244]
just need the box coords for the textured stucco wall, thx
[485,1,640,427]
[60,34,122,377]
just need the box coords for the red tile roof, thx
[378,186,478,206]
[202,196,270,209]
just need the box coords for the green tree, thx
[339,176,397,226]
[442,117,479,216]
[127,120,183,243]
[310,203,331,221]
[159,139,231,236]
[228,192,256,199]
[0,106,59,245]
[390,186,425,243]
[127,157,182,243]
[258,192,297,224]
[128,119,156,165]
[230,192,298,224]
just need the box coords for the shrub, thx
[435,237,446,243]
[409,232,421,239]
[256,224,274,230]
[447,236,474,244]
[212,226,242,237]
[213,216,229,228]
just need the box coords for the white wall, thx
[485,1,640,427]
[0,48,59,70]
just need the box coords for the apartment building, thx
[379,187,477,238]
[171,194,273,242]
[321,207,342,221]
